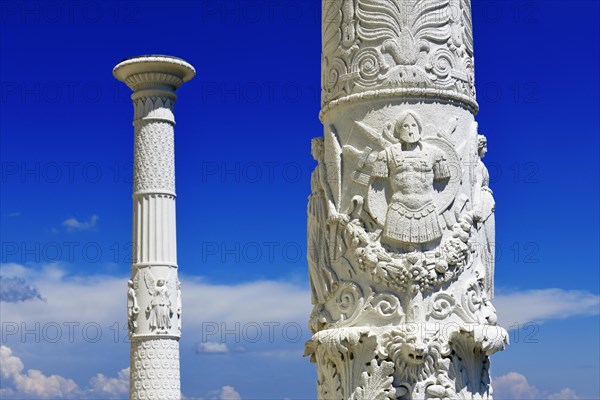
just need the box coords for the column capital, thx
[114,55,196,126]
[113,55,196,92]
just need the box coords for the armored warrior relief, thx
[370,111,451,252]
[308,2,506,398]
[305,109,507,400]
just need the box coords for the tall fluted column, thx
[305,1,508,399]
[114,56,195,400]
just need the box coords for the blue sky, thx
[1,0,599,399]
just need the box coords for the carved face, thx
[157,279,165,287]
[396,114,421,144]
[386,328,439,382]
[478,135,488,158]
[479,144,487,158]
[400,334,429,365]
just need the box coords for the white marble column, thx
[305,1,508,399]
[114,55,195,400]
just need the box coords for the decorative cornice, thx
[320,87,478,120]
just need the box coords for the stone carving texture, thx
[322,0,476,114]
[307,2,506,399]
[134,121,175,193]
[114,55,194,400]
[130,338,180,400]
[144,268,175,333]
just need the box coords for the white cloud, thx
[3,263,598,349]
[0,264,311,333]
[1,345,129,400]
[1,262,32,278]
[493,372,579,400]
[0,276,44,303]
[495,289,600,327]
[182,277,310,327]
[0,263,308,398]
[219,385,241,400]
[548,388,580,400]
[0,263,127,328]
[197,342,229,354]
[494,372,540,399]
[1,345,79,399]
[62,215,99,231]
[0,345,24,379]
[3,263,596,400]
[87,367,129,398]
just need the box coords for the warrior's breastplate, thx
[388,147,435,209]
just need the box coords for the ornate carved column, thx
[305,1,508,399]
[114,55,195,400]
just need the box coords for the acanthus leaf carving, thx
[318,356,344,400]
[349,359,396,400]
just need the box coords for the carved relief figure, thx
[372,111,451,252]
[385,327,443,383]
[144,270,173,333]
[341,0,357,50]
[308,137,342,304]
[176,280,182,333]
[127,278,140,335]
[472,133,495,298]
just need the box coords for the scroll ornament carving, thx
[306,108,506,398]
[310,282,404,333]
[322,0,475,107]
[306,111,503,327]
[309,110,474,301]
